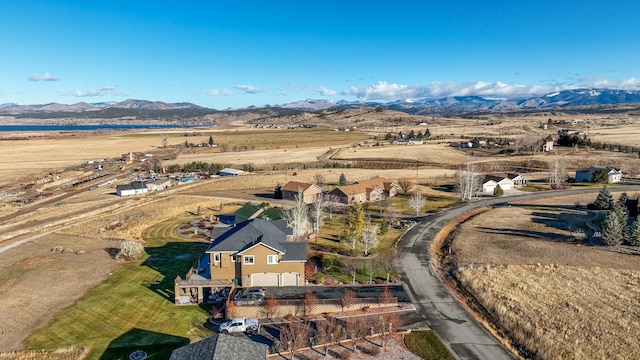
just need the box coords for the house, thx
[205,218,306,287]
[115,181,148,197]
[575,166,623,183]
[481,173,526,193]
[146,178,172,191]
[328,178,398,205]
[219,168,245,176]
[281,181,323,203]
[169,333,268,360]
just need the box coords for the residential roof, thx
[280,242,307,262]
[206,218,305,260]
[219,168,244,175]
[169,334,267,360]
[115,181,147,191]
[330,178,395,196]
[281,181,317,192]
[576,166,622,174]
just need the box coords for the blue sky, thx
[1,0,639,109]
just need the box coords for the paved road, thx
[397,186,640,360]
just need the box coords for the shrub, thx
[339,350,351,360]
[116,240,145,260]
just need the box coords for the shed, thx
[219,168,245,176]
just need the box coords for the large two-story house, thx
[205,218,306,287]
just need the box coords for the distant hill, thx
[2,89,640,119]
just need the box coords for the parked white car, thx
[219,317,260,334]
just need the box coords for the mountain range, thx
[2,88,640,118]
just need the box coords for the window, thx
[267,255,278,264]
[243,255,254,265]
[213,253,220,264]
[231,255,237,262]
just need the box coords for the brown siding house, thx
[328,178,398,205]
[281,181,323,203]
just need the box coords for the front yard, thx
[24,217,213,359]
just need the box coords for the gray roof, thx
[280,242,308,261]
[206,218,307,261]
[169,334,267,360]
[115,181,147,191]
[270,219,293,236]
[219,167,244,175]
[207,218,288,253]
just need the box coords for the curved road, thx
[397,186,640,360]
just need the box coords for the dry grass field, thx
[451,203,640,359]
[0,111,639,355]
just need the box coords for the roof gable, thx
[281,181,319,192]
[206,218,288,254]
[169,334,267,360]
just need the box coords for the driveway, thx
[397,186,640,360]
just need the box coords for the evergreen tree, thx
[592,169,609,184]
[408,130,415,139]
[493,184,504,197]
[274,183,283,199]
[617,192,629,206]
[593,186,614,210]
[425,128,431,138]
[339,173,348,186]
[208,135,214,146]
[628,220,640,247]
[601,210,625,247]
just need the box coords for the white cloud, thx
[74,86,121,97]
[316,87,338,96]
[233,84,263,94]
[28,72,59,81]
[208,88,233,96]
[341,79,640,101]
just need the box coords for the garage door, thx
[251,273,279,287]
[281,272,300,286]
[484,184,495,193]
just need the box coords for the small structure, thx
[575,166,623,183]
[281,181,322,203]
[169,334,268,360]
[146,178,172,191]
[392,137,424,145]
[219,168,244,177]
[542,140,554,152]
[115,181,148,197]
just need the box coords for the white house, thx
[115,181,149,197]
[482,173,526,193]
[575,166,623,183]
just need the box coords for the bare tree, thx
[378,286,394,305]
[263,295,279,319]
[343,257,359,284]
[362,223,378,256]
[283,189,310,241]
[456,162,481,200]
[161,135,168,148]
[324,194,340,219]
[376,311,400,349]
[345,317,367,352]
[311,194,327,236]
[300,291,317,316]
[340,289,357,311]
[316,317,343,355]
[397,178,413,194]
[408,190,426,215]
[378,247,399,283]
[549,159,567,189]
[314,173,325,187]
[279,320,312,359]
[382,206,399,227]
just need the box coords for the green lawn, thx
[404,330,456,360]
[24,218,213,359]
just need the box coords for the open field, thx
[0,113,639,356]
[451,201,640,359]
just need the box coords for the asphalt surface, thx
[397,186,640,360]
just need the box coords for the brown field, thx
[0,111,639,353]
[451,203,640,359]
